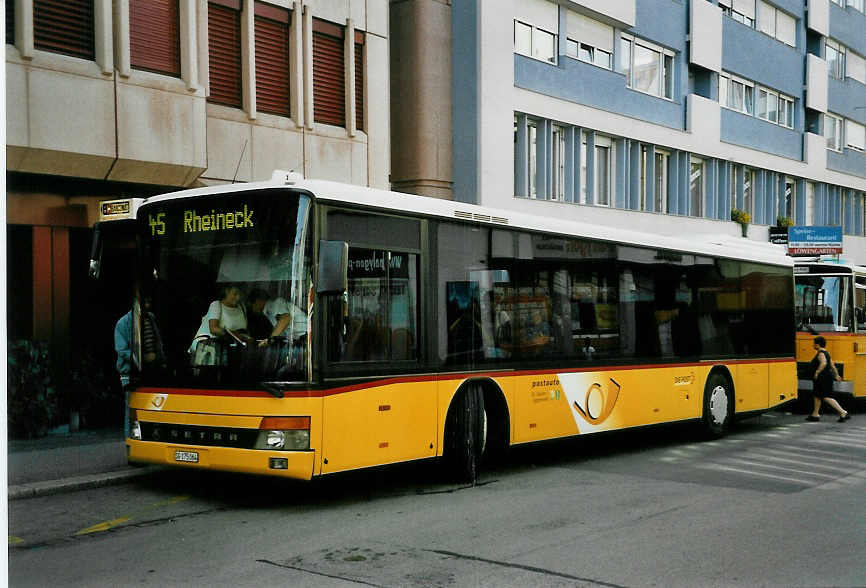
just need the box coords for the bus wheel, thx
[702,373,732,438]
[446,383,486,485]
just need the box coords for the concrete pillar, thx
[514,114,528,197]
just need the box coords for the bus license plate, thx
[174,450,199,463]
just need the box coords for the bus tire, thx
[702,372,733,438]
[445,382,486,485]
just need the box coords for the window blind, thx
[354,31,364,131]
[254,2,290,116]
[33,0,94,59]
[313,18,345,127]
[567,11,613,53]
[208,0,242,107]
[130,0,180,76]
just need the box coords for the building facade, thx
[391,0,866,264]
[5,0,389,387]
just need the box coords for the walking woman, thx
[806,336,850,422]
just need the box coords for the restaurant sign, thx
[787,226,843,256]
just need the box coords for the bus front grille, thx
[139,422,259,449]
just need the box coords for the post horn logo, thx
[151,395,166,409]
[573,378,621,425]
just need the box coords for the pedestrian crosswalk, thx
[658,420,866,492]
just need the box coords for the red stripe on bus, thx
[134,357,794,400]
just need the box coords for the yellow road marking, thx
[74,495,189,536]
[9,536,24,544]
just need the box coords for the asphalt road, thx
[9,411,866,587]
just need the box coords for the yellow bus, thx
[794,261,866,401]
[96,172,797,482]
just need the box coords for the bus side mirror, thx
[317,240,348,294]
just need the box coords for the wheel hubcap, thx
[709,385,728,425]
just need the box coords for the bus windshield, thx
[795,274,852,332]
[137,189,312,388]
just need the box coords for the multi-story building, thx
[5,0,389,383]
[391,0,866,264]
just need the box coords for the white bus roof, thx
[139,173,793,268]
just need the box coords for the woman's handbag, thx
[191,337,228,368]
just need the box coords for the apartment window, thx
[825,39,846,79]
[313,19,345,127]
[721,0,756,27]
[354,31,364,131]
[639,146,648,210]
[784,178,795,219]
[757,86,794,128]
[757,1,796,47]
[552,126,566,201]
[778,95,794,128]
[208,0,243,108]
[825,113,843,151]
[513,20,556,64]
[847,51,866,85]
[655,150,669,213]
[565,11,613,70]
[254,2,291,116]
[528,120,538,198]
[33,0,94,60]
[619,35,674,99]
[689,158,704,217]
[130,0,180,76]
[744,168,755,216]
[719,73,754,115]
[596,145,611,206]
[848,0,865,12]
[846,119,866,151]
[757,87,777,123]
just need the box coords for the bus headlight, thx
[254,417,310,450]
[130,420,142,440]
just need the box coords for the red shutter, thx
[6,0,14,45]
[33,0,94,60]
[130,0,180,76]
[254,2,290,116]
[208,1,242,107]
[313,19,345,127]
[354,31,364,132]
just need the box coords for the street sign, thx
[787,226,842,256]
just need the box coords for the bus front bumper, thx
[127,439,315,480]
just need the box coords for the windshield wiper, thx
[261,383,285,399]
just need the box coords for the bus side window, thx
[335,248,418,363]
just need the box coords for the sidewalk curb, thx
[9,466,169,500]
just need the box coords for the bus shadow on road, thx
[131,417,762,509]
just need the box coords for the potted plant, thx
[731,208,751,237]
[775,216,794,228]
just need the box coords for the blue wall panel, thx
[721,19,803,99]
[452,0,478,203]
[720,109,802,160]
[829,4,866,57]
[828,78,866,123]
[514,56,684,130]
[827,149,866,179]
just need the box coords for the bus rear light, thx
[259,416,310,430]
[270,458,289,469]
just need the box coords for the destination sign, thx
[148,204,256,237]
